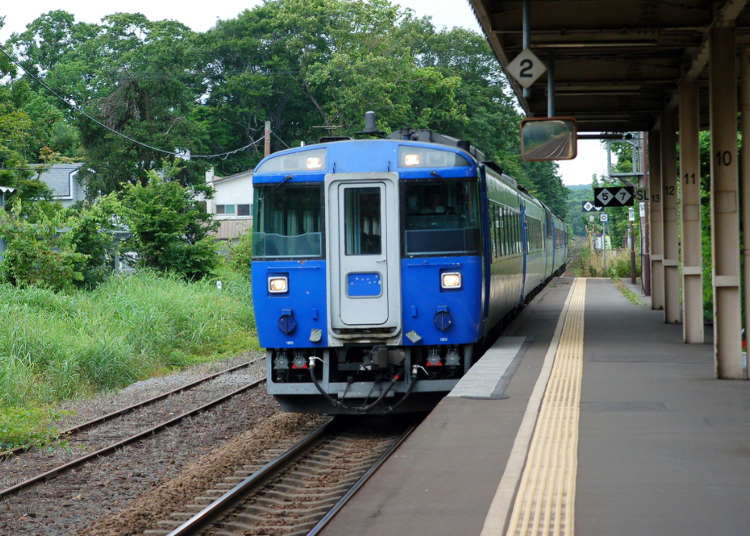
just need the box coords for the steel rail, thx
[0,357,264,458]
[305,421,418,536]
[0,375,267,500]
[166,417,338,536]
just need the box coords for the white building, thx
[205,167,253,240]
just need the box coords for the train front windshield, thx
[253,184,323,258]
[403,180,480,256]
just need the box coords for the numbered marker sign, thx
[582,201,604,213]
[507,49,547,89]
[594,186,634,207]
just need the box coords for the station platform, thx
[321,277,750,536]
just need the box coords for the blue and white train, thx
[251,126,567,413]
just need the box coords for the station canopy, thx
[469,0,750,133]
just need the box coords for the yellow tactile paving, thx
[505,277,586,536]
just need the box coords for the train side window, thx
[503,208,508,256]
[344,187,382,256]
[501,206,507,257]
[496,206,501,257]
[487,201,495,259]
[491,204,498,259]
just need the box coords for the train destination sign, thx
[581,201,604,213]
[594,186,635,207]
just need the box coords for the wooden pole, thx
[264,121,271,157]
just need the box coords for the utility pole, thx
[264,121,271,157]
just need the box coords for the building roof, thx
[212,169,253,185]
[30,163,83,198]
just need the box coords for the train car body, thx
[251,131,566,413]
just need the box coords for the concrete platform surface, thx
[320,277,750,536]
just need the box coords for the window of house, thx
[216,204,235,215]
[237,204,251,216]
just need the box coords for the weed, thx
[0,268,258,448]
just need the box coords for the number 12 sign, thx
[507,49,547,89]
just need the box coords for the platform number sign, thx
[594,186,634,207]
[507,49,547,89]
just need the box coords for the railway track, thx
[145,415,419,536]
[0,356,266,500]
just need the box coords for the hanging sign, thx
[507,49,547,88]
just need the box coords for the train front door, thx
[326,173,401,331]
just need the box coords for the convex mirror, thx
[520,117,577,161]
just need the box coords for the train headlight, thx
[268,275,289,294]
[403,153,421,167]
[441,272,462,290]
[306,156,323,170]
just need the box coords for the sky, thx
[0,0,605,185]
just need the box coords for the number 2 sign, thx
[507,49,547,89]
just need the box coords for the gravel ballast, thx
[76,412,326,536]
[0,354,284,536]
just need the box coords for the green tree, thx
[10,12,210,193]
[120,161,219,280]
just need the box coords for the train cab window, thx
[344,187,381,255]
[403,180,480,255]
[252,184,323,258]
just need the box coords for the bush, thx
[0,201,86,291]
[121,162,219,280]
[67,194,123,289]
[229,230,253,277]
[0,405,67,451]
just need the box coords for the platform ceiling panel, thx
[469,0,750,132]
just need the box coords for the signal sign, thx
[600,213,609,223]
[582,200,604,213]
[594,186,634,207]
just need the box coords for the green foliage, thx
[0,405,67,451]
[566,184,593,236]
[5,1,567,223]
[67,194,122,288]
[121,162,219,280]
[0,268,257,448]
[229,231,253,277]
[0,201,85,291]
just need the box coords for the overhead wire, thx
[0,48,265,160]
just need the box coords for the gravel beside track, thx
[76,413,327,536]
[0,354,280,536]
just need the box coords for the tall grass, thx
[572,246,641,278]
[0,268,257,408]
